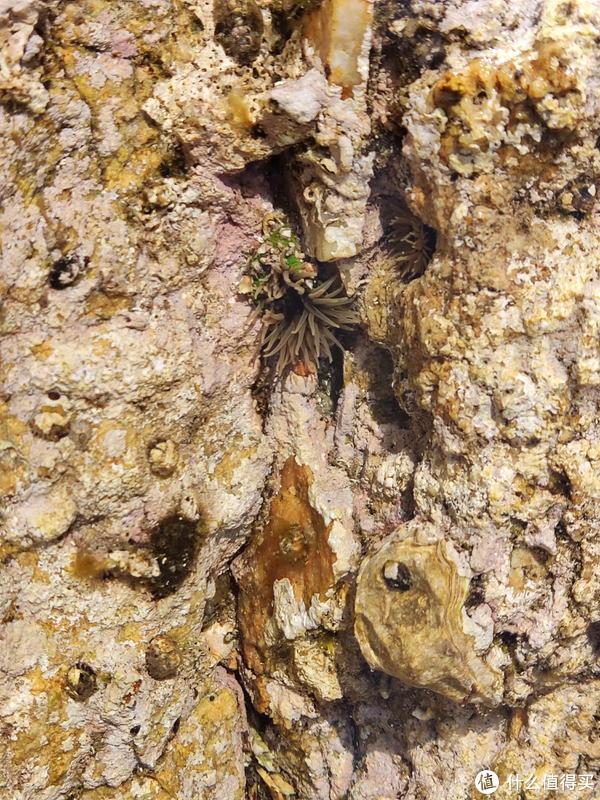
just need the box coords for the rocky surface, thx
[1,0,599,798]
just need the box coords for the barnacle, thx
[65,661,97,701]
[243,212,358,374]
[30,397,71,441]
[148,439,179,477]
[145,634,181,680]
[387,211,436,282]
[279,522,309,563]
[48,252,88,290]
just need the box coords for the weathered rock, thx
[2,0,600,798]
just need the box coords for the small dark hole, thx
[587,621,600,655]
[424,224,437,255]
[49,254,87,290]
[130,724,141,736]
[158,143,188,178]
[208,694,215,702]
[429,50,446,70]
[172,716,181,734]
[466,575,485,608]
[382,561,413,592]
[316,347,344,416]
[47,390,61,400]
[550,470,572,500]
[530,547,551,565]
[499,631,518,648]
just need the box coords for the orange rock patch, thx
[237,457,335,676]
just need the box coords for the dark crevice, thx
[465,574,486,609]
[316,347,344,417]
[586,621,600,655]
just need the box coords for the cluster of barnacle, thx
[385,204,436,282]
[214,0,264,66]
[241,212,359,375]
[64,633,181,703]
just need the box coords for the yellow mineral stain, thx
[117,622,143,643]
[0,403,29,496]
[31,341,54,360]
[20,550,52,584]
[508,546,548,590]
[91,337,114,358]
[55,22,168,195]
[8,665,76,783]
[104,118,167,192]
[70,549,109,581]
[85,292,132,319]
[79,778,171,799]
[155,687,240,795]
[214,437,257,484]
[227,87,254,131]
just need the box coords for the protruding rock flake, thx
[3,0,600,798]
[304,0,373,90]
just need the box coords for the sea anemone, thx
[258,275,359,375]
[386,209,436,281]
[242,212,358,374]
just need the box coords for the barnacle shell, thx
[145,634,181,680]
[30,402,71,441]
[354,537,502,705]
[65,661,97,701]
[48,253,87,289]
[148,439,179,477]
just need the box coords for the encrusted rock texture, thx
[1,0,599,798]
